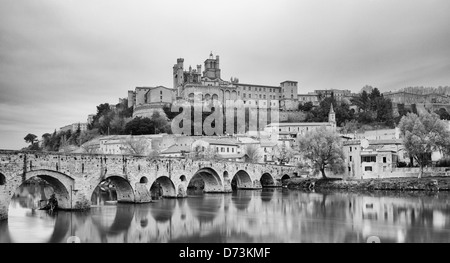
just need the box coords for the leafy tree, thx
[272,143,294,165]
[399,112,450,178]
[124,117,154,135]
[435,108,450,120]
[297,128,346,178]
[24,134,37,145]
[352,90,370,112]
[298,102,314,112]
[305,97,353,126]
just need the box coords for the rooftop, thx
[266,122,332,127]
[160,145,191,154]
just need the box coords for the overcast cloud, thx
[1,0,449,150]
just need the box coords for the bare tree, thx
[245,144,262,163]
[121,136,150,156]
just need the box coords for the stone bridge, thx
[0,150,297,220]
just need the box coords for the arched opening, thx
[223,171,229,179]
[260,173,275,188]
[0,173,5,185]
[180,175,186,182]
[281,174,291,187]
[150,176,176,199]
[140,177,148,184]
[7,172,73,225]
[91,176,135,206]
[188,168,223,193]
[231,170,253,190]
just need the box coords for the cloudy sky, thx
[1,0,449,150]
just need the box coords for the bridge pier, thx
[0,199,9,221]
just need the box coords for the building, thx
[173,53,298,110]
[383,91,450,105]
[126,53,302,123]
[191,138,240,156]
[87,114,95,125]
[264,104,337,147]
[128,86,175,118]
[343,139,403,179]
[314,89,352,102]
[99,135,155,155]
[159,145,191,157]
[298,93,320,106]
[59,123,88,133]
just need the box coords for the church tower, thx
[329,104,336,129]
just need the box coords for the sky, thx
[1,0,450,150]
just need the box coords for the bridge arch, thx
[189,168,223,193]
[23,170,74,210]
[231,170,253,190]
[281,174,291,186]
[260,173,275,187]
[150,176,176,199]
[92,175,135,204]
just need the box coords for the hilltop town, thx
[25,53,450,180]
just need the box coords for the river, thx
[1,185,450,243]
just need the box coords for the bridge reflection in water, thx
[2,189,450,243]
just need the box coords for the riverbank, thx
[288,177,450,192]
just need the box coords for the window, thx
[348,167,351,172]
[263,95,266,99]
[221,147,225,153]
[227,148,229,153]
[232,148,235,153]
[365,167,373,172]
[160,91,163,95]
[350,147,352,152]
[383,157,387,163]
[350,156,352,162]
[249,94,252,98]
[243,87,246,91]
[362,156,376,163]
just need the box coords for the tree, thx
[24,134,38,145]
[299,102,314,112]
[272,143,294,165]
[245,144,262,163]
[399,112,450,178]
[298,128,346,178]
[352,90,370,113]
[124,117,154,135]
[435,108,450,120]
[121,136,150,156]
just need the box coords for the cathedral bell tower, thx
[329,104,336,129]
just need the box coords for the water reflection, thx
[3,187,450,243]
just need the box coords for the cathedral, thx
[128,53,300,118]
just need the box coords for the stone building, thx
[173,53,299,110]
[59,123,88,133]
[128,86,175,118]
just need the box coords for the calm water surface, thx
[2,186,450,243]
